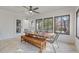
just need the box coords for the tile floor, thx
[0,37,78,53]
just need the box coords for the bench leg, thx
[39,47,43,53]
[39,41,46,53]
[39,43,44,53]
[21,37,23,42]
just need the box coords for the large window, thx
[36,17,53,32]
[36,19,44,32]
[76,9,79,39]
[16,19,21,33]
[54,15,70,35]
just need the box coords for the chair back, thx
[50,33,60,43]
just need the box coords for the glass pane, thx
[54,17,62,33]
[77,12,79,37]
[62,16,70,34]
[44,18,48,32]
[36,19,44,32]
[36,19,41,32]
[16,20,21,33]
[40,19,44,31]
[44,18,53,32]
[54,15,70,35]
[48,18,53,32]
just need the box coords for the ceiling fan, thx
[23,6,39,14]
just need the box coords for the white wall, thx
[0,8,36,39]
[74,7,79,51]
[0,9,24,39]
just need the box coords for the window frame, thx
[16,19,21,33]
[44,17,53,32]
[76,9,79,39]
[36,17,53,33]
[36,18,43,32]
[54,15,70,35]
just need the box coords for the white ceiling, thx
[0,6,76,14]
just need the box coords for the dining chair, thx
[47,33,60,53]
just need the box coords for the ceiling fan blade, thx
[33,7,39,10]
[30,6,32,10]
[32,10,39,13]
[22,6,28,9]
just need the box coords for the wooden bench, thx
[21,34,46,52]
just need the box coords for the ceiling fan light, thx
[29,11,32,13]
